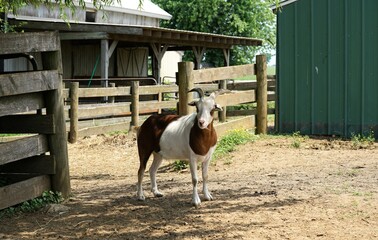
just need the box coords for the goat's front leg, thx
[202,158,213,201]
[189,157,201,207]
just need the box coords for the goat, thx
[136,88,226,207]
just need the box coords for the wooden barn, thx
[275,0,378,138]
[3,0,262,87]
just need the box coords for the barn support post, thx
[150,43,168,84]
[256,54,268,134]
[69,82,79,144]
[219,48,231,122]
[41,44,71,198]
[101,39,109,102]
[178,62,194,116]
[131,80,140,128]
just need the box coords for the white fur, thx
[141,113,216,207]
[137,90,222,207]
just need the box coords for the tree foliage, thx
[152,0,276,66]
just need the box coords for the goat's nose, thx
[199,119,205,127]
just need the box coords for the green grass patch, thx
[351,131,375,149]
[214,129,256,160]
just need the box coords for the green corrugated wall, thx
[277,0,378,138]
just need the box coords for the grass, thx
[213,129,256,160]
[0,191,64,219]
[351,131,375,149]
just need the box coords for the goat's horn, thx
[188,88,205,99]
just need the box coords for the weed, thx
[172,160,188,171]
[0,191,63,219]
[291,131,308,148]
[351,131,375,149]
[214,129,256,160]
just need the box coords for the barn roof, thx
[8,16,262,49]
[84,0,172,20]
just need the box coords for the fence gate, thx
[0,31,70,210]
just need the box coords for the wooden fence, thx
[0,32,70,210]
[64,55,275,143]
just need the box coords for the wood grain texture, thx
[0,175,50,210]
[0,134,49,165]
[0,92,45,117]
[0,71,59,97]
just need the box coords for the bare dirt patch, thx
[1,133,378,239]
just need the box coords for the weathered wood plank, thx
[0,92,45,117]
[77,100,178,119]
[139,85,178,95]
[0,175,51,210]
[139,100,178,112]
[0,155,55,174]
[79,103,132,119]
[0,114,55,134]
[214,116,255,137]
[78,122,131,138]
[192,64,255,83]
[0,32,60,55]
[216,90,256,107]
[227,108,276,117]
[0,71,59,97]
[0,134,49,166]
[78,86,131,98]
[227,79,276,91]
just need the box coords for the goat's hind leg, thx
[137,152,151,201]
[150,152,164,197]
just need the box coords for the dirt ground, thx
[1,132,378,239]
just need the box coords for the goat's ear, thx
[188,101,197,107]
[214,103,223,111]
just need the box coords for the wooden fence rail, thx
[64,55,275,142]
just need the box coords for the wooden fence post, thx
[41,47,71,198]
[131,80,140,128]
[218,80,227,122]
[69,82,79,143]
[178,62,194,116]
[256,55,268,134]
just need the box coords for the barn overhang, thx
[7,16,262,84]
[8,17,262,49]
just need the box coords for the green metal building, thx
[275,0,378,138]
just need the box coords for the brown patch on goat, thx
[189,118,217,156]
[137,114,180,169]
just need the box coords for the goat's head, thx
[188,88,228,129]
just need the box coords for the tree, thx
[152,0,276,66]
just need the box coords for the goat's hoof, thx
[204,193,213,201]
[137,195,145,201]
[192,197,201,207]
[154,192,163,198]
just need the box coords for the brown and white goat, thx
[136,88,225,207]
